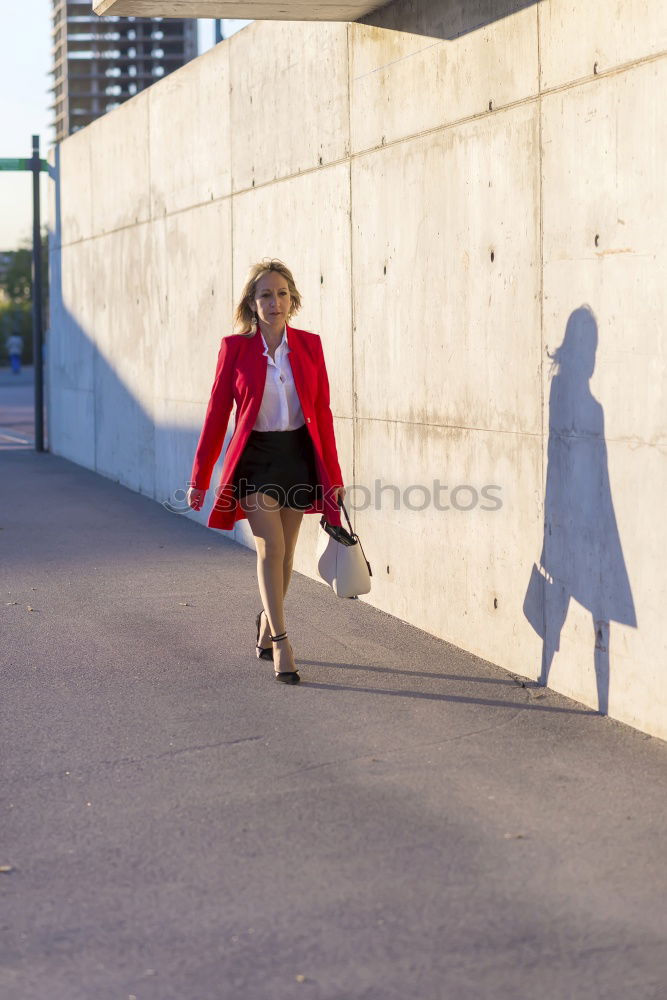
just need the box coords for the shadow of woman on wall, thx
[523,305,637,715]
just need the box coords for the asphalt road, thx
[1,404,667,998]
[0,364,38,450]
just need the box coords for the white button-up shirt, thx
[252,326,306,431]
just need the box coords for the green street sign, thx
[0,157,49,172]
[0,158,29,171]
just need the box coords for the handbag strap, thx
[338,497,355,535]
[337,498,372,577]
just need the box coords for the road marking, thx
[0,431,32,444]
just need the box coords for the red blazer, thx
[190,324,345,530]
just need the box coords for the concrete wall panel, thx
[149,45,232,217]
[536,59,667,733]
[352,104,541,434]
[49,243,96,396]
[47,385,96,471]
[89,92,152,236]
[542,260,666,445]
[57,130,94,247]
[542,63,667,456]
[352,417,543,672]
[91,226,156,496]
[542,63,667,268]
[350,11,538,152]
[539,0,667,91]
[230,21,349,191]
[537,267,667,733]
[153,200,234,405]
[47,241,97,469]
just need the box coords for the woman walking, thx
[187,260,346,684]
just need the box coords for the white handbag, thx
[316,499,372,598]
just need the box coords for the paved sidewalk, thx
[1,448,666,1000]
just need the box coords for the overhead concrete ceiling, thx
[93,0,382,17]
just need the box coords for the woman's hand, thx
[334,486,346,506]
[187,487,206,511]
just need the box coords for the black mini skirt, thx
[231,422,323,510]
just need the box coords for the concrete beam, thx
[93,0,381,19]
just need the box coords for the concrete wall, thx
[48,1,667,739]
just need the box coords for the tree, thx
[1,248,32,304]
[0,235,48,365]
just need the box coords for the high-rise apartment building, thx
[51,2,198,143]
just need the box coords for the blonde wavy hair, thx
[233,259,303,336]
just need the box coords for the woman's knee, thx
[255,536,285,562]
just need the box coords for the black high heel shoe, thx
[255,609,273,661]
[270,631,300,684]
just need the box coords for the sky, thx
[0,2,248,251]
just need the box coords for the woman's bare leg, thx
[241,491,298,674]
[280,505,305,596]
[254,504,304,650]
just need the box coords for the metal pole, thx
[215,19,224,43]
[31,134,45,452]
